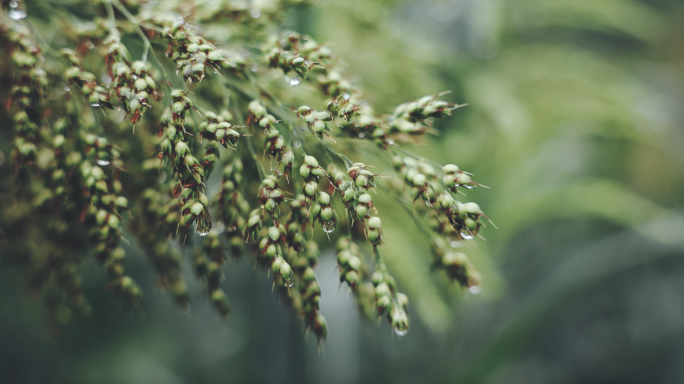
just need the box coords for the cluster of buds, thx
[258,175,286,219]
[265,33,332,83]
[394,157,441,206]
[347,162,378,191]
[198,111,242,149]
[247,100,294,175]
[79,134,141,302]
[392,92,463,123]
[294,105,333,140]
[326,92,359,123]
[299,155,327,201]
[193,235,231,317]
[324,93,462,149]
[431,238,480,289]
[135,159,189,308]
[318,70,355,98]
[158,91,212,236]
[442,163,483,192]
[392,156,489,285]
[282,200,327,341]
[309,191,338,236]
[1,0,494,343]
[61,49,114,110]
[11,110,38,171]
[328,165,362,220]
[217,160,250,245]
[371,264,410,336]
[336,242,364,289]
[7,21,47,112]
[284,195,308,251]
[161,20,226,83]
[258,226,295,288]
[113,61,160,123]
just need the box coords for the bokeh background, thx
[2,0,684,383]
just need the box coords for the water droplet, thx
[250,64,258,72]
[464,185,474,190]
[358,133,365,139]
[250,9,261,18]
[84,41,94,50]
[460,232,474,240]
[198,230,210,236]
[9,0,18,8]
[387,139,395,145]
[394,328,408,337]
[132,74,138,80]
[9,9,27,20]
[468,286,481,295]
[96,159,110,166]
[322,221,336,233]
[90,103,101,108]
[64,87,71,92]
[285,75,301,87]
[285,280,294,288]
[101,73,112,85]
[343,93,351,100]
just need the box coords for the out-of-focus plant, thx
[0,0,494,342]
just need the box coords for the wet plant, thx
[0,0,492,343]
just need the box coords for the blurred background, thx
[2,0,684,383]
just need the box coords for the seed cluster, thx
[1,1,493,342]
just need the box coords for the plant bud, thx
[268,226,280,242]
[271,256,284,275]
[279,262,294,286]
[348,255,361,271]
[107,214,120,229]
[456,173,472,185]
[321,207,333,221]
[299,163,311,179]
[304,155,319,167]
[397,293,409,309]
[413,173,426,186]
[443,164,459,174]
[375,282,390,297]
[191,202,204,216]
[265,244,277,259]
[465,217,478,230]
[302,267,316,283]
[318,192,330,205]
[344,270,358,286]
[368,216,381,230]
[311,166,325,177]
[371,271,384,285]
[304,181,318,197]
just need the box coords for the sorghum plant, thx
[0,0,492,342]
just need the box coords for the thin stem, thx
[390,146,444,170]
[109,0,149,63]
